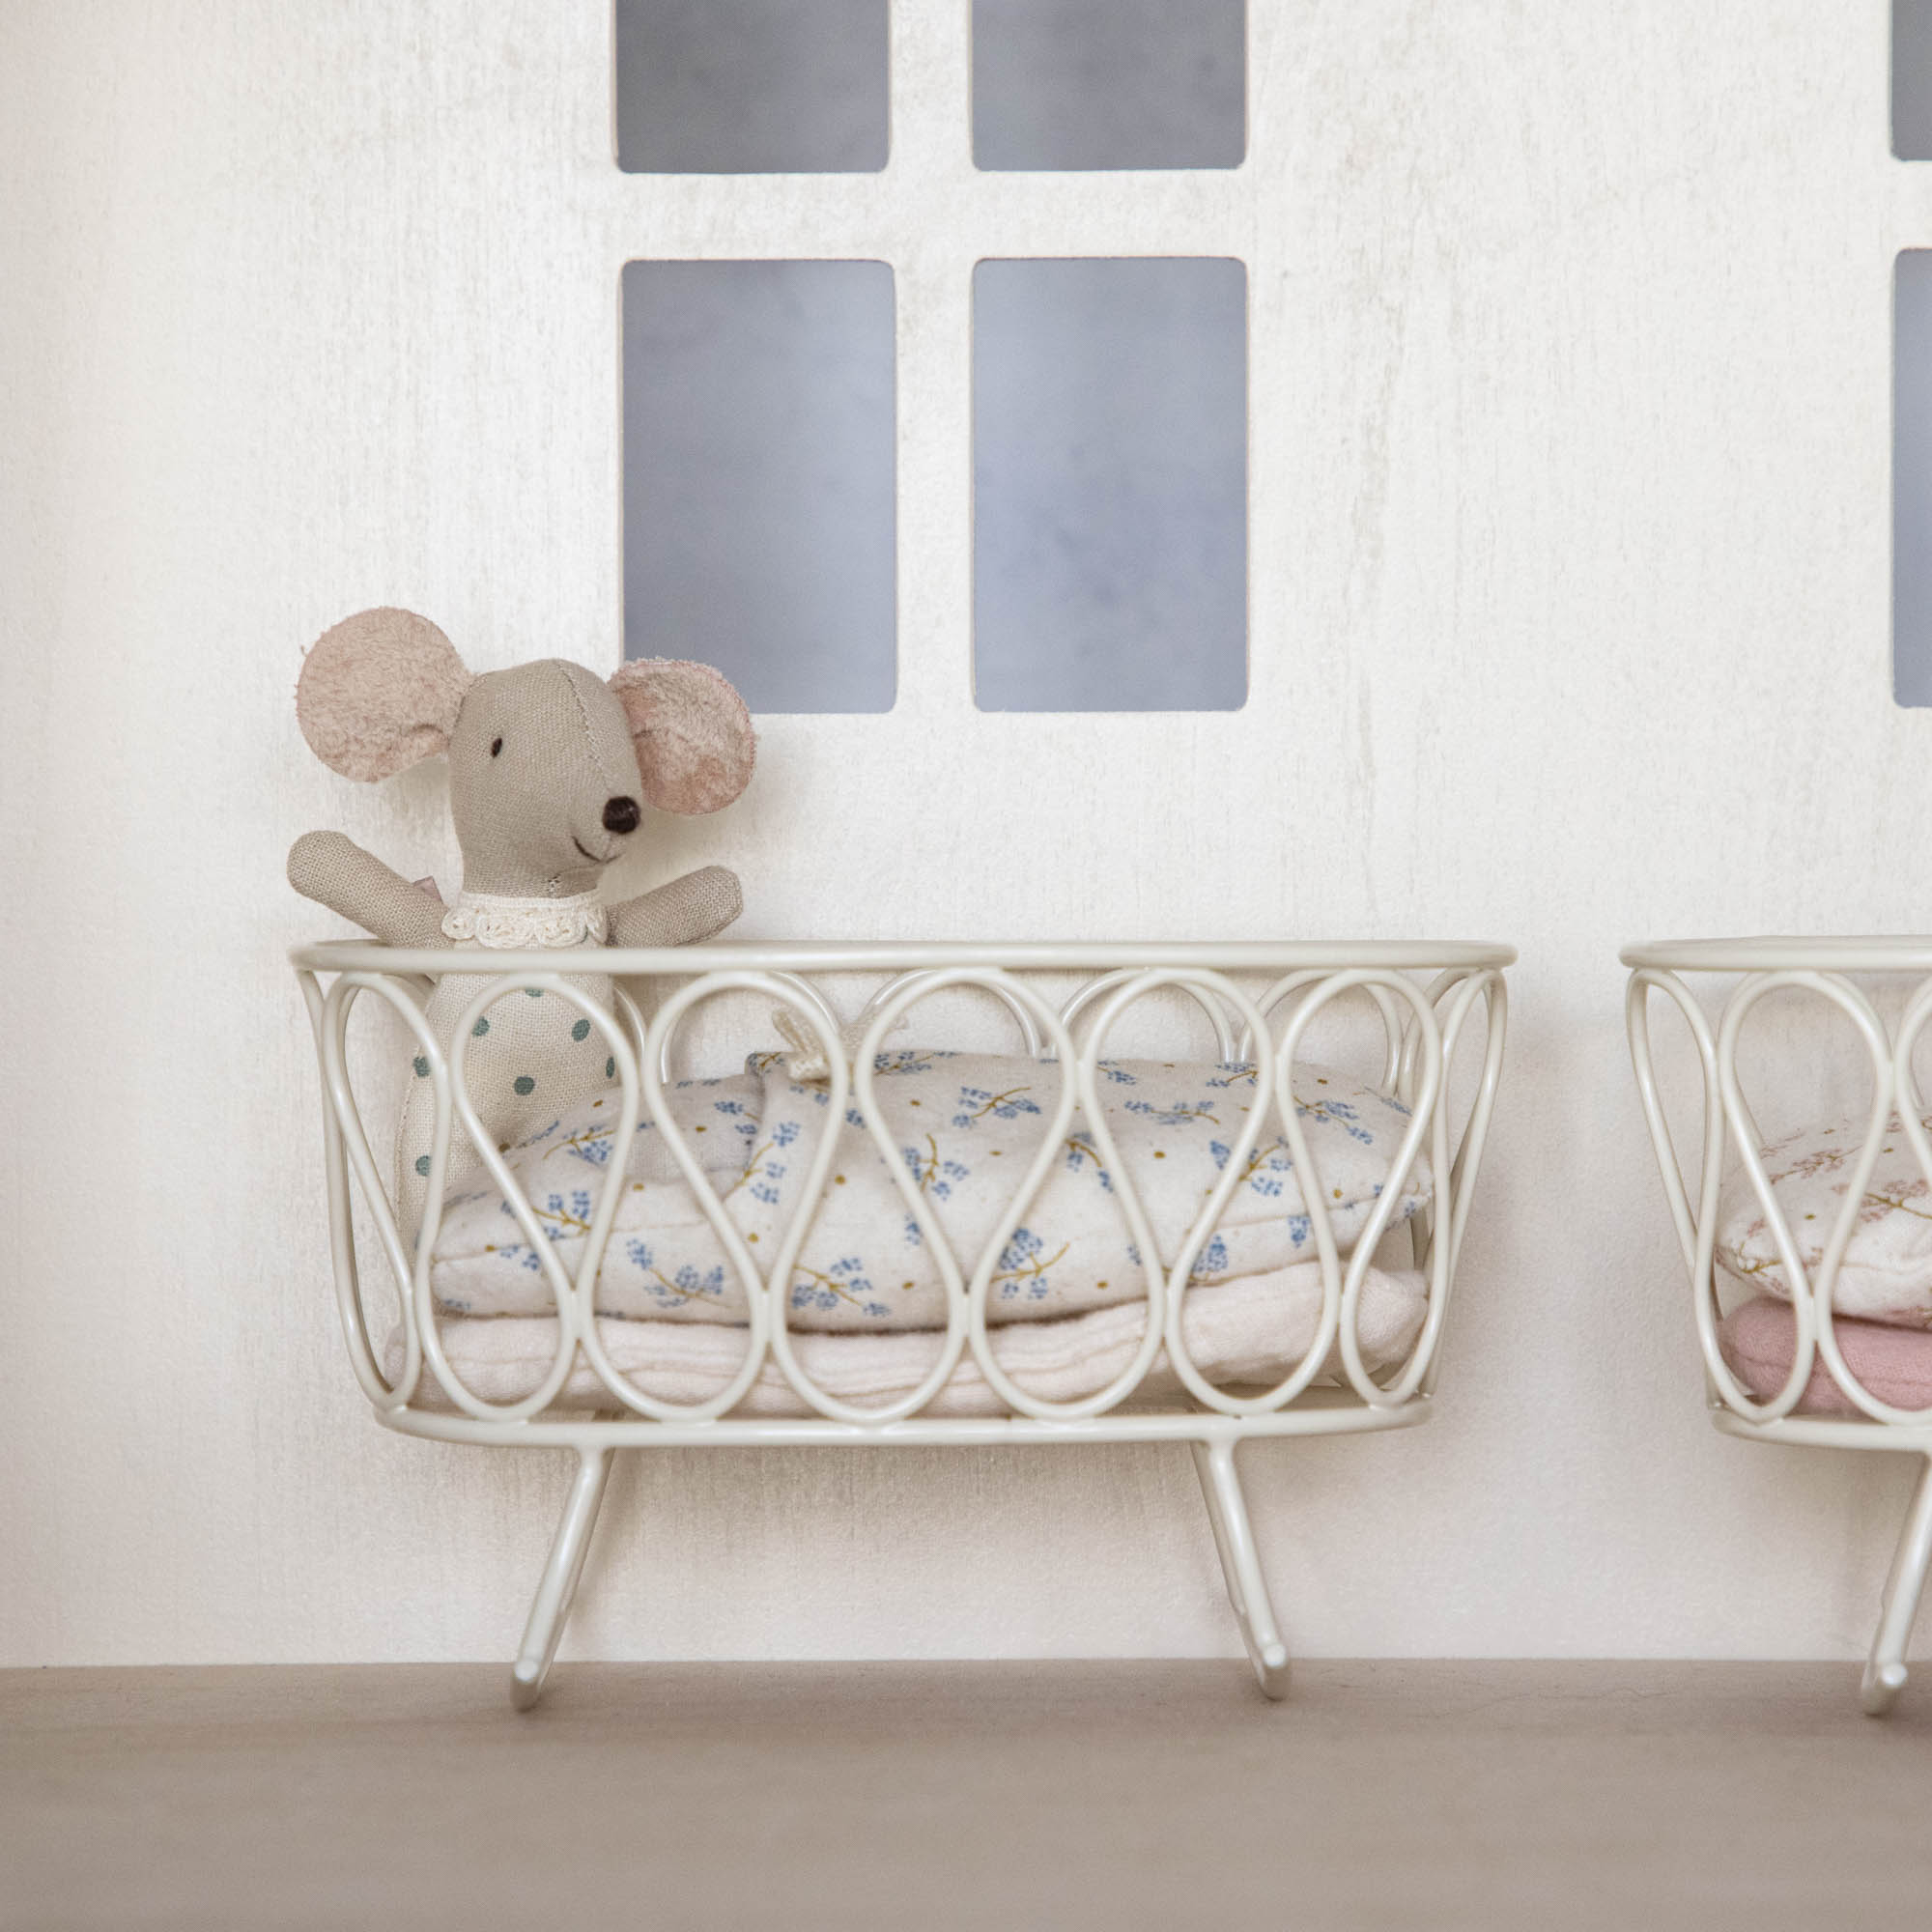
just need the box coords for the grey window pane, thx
[973,0,1244,172]
[974,258,1246,713]
[1898,254,1932,704]
[623,261,895,713]
[1899,1,1932,158]
[615,0,888,174]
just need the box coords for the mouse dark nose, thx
[602,796,641,836]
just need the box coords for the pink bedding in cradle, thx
[1719,1296,1932,1415]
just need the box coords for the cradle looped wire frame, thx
[293,939,1511,1710]
[1624,936,1932,1716]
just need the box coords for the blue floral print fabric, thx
[430,1050,1433,1332]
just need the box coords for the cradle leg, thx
[1861,1453,1932,1717]
[511,1446,614,1712]
[1190,1438,1291,1701]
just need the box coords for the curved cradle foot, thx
[508,1659,548,1714]
[1861,1454,1932,1719]
[510,1445,614,1713]
[1861,1659,1910,1718]
[1190,1439,1291,1702]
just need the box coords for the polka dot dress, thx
[394,909,622,1239]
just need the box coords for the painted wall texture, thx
[5,0,1932,1666]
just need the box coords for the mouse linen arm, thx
[288,830,452,950]
[608,866,743,949]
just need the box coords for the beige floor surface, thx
[6,1661,1932,1931]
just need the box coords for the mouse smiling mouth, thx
[571,835,610,864]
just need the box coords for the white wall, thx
[5,0,1931,1666]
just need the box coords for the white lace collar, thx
[440,888,608,950]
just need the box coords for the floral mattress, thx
[427,1048,1433,1335]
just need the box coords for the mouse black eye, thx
[490,737,503,757]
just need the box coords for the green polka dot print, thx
[513,1075,535,1096]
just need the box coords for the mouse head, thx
[297,608,754,895]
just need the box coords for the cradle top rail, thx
[295,938,1511,1446]
[1623,937,1932,974]
[295,938,1517,977]
[1624,933,1932,1443]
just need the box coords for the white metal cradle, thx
[1625,936,1932,1716]
[293,939,1511,1709]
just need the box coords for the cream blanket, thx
[393,1261,1429,1416]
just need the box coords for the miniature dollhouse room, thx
[9,2,1932,1925]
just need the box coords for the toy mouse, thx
[288,607,754,1224]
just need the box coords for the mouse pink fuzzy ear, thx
[296,609,473,781]
[608,659,755,815]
